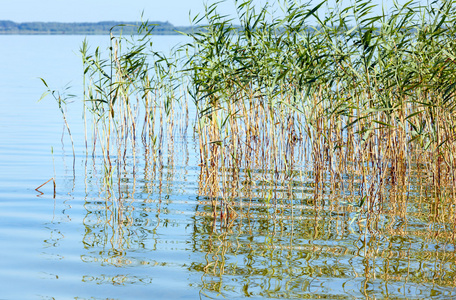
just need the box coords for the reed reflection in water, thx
[67,127,456,299]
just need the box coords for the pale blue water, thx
[0,35,204,299]
[1,35,456,300]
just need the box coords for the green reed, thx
[77,22,186,194]
[40,79,76,177]
[44,0,456,224]
[179,0,456,226]
[35,3,456,295]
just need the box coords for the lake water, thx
[1,35,456,299]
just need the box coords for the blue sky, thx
[0,0,249,25]
[1,0,404,26]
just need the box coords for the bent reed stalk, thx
[48,0,456,226]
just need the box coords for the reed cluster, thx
[186,0,456,221]
[50,0,456,224]
[79,22,188,193]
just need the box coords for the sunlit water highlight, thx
[0,35,455,299]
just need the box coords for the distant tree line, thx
[0,20,194,35]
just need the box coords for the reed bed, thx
[34,3,456,296]
[185,0,456,224]
[48,0,456,229]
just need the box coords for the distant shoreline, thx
[0,20,194,35]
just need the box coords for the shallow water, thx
[1,35,455,299]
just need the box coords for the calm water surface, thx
[0,35,455,299]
